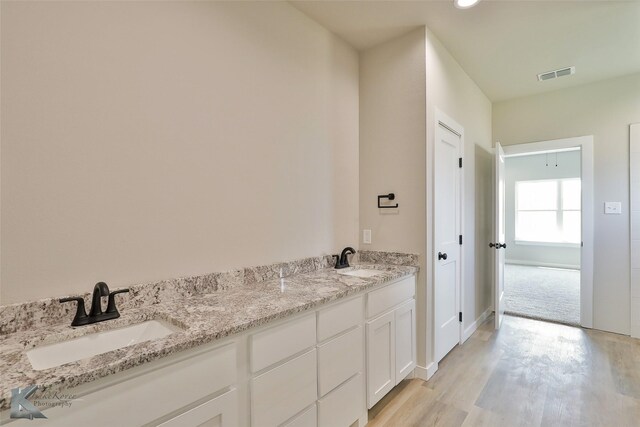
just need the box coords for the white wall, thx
[359,27,492,370]
[0,1,359,304]
[505,151,581,268]
[425,28,493,361]
[630,124,640,338]
[494,72,640,335]
[359,28,428,365]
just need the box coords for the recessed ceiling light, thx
[454,0,480,9]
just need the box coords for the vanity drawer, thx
[367,275,415,318]
[317,373,364,427]
[251,348,318,427]
[317,296,363,342]
[250,313,316,373]
[158,388,237,427]
[39,342,236,426]
[282,404,317,427]
[317,326,363,397]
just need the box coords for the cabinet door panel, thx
[366,311,395,408]
[395,299,417,383]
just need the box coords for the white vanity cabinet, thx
[22,272,416,427]
[248,274,416,425]
[365,275,417,408]
[249,297,366,427]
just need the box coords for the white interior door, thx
[494,142,506,329]
[434,123,462,362]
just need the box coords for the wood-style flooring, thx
[367,315,640,427]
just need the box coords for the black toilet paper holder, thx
[377,193,398,209]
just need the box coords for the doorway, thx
[494,136,594,329]
[503,149,581,325]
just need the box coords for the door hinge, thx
[459,235,463,245]
[459,312,462,322]
[459,157,463,168]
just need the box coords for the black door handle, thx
[489,243,496,248]
[438,252,448,260]
[499,243,507,249]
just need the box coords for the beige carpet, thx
[504,264,580,326]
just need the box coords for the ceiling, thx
[290,0,640,102]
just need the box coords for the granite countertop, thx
[0,263,417,410]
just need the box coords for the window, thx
[515,178,581,245]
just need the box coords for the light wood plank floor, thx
[367,315,640,427]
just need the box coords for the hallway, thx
[368,315,640,426]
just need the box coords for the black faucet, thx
[334,247,356,269]
[89,281,110,317]
[60,282,129,327]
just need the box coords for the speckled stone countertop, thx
[0,262,417,410]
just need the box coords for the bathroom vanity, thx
[0,260,417,427]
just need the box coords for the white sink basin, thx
[27,320,181,371]
[337,269,382,278]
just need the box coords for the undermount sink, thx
[27,320,181,371]
[337,268,382,278]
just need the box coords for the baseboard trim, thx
[414,362,438,381]
[462,307,492,343]
[506,259,580,270]
[413,365,428,380]
[426,362,438,379]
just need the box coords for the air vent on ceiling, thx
[537,66,575,82]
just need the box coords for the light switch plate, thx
[363,229,372,244]
[604,202,622,214]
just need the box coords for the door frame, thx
[494,142,506,329]
[432,108,465,360]
[501,135,594,328]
